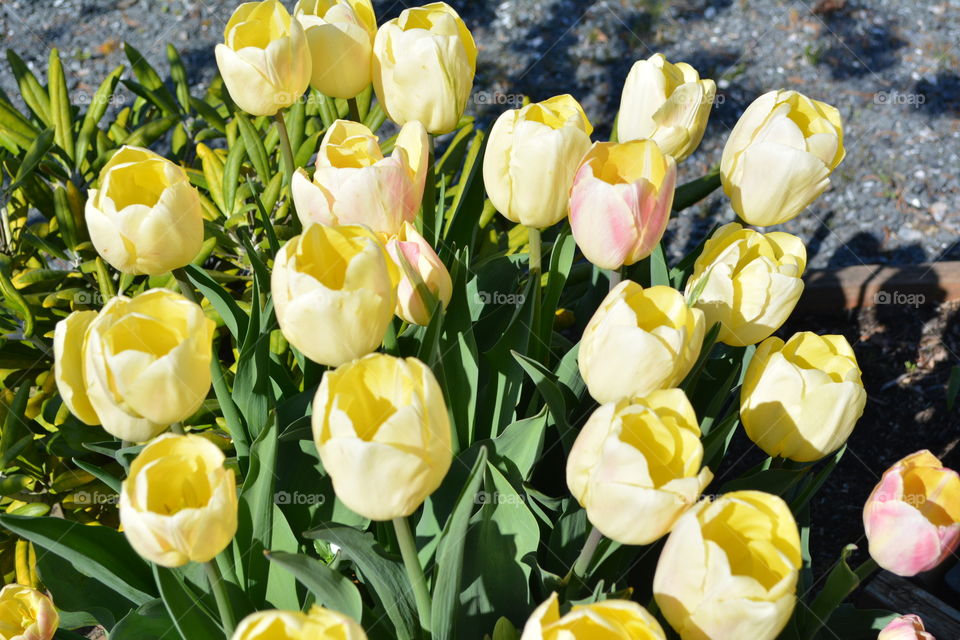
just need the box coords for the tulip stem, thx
[527,226,544,362]
[347,98,362,123]
[203,560,236,637]
[392,516,432,634]
[607,268,622,291]
[172,267,198,304]
[274,112,296,186]
[170,422,185,435]
[572,526,603,580]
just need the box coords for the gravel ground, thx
[3,0,960,268]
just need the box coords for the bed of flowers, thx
[0,1,956,639]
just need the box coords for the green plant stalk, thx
[170,422,185,435]
[393,516,432,635]
[607,268,621,291]
[571,525,603,580]
[274,111,295,186]
[420,137,437,244]
[203,560,236,636]
[527,226,543,362]
[347,97,361,123]
[172,267,198,304]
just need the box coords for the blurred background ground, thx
[3,0,960,596]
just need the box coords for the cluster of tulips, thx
[2,1,958,639]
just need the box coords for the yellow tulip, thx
[54,289,214,443]
[569,140,676,270]
[721,90,844,226]
[291,119,428,236]
[85,146,203,275]
[312,353,452,521]
[272,224,398,367]
[483,94,593,228]
[386,222,452,325]
[232,606,367,640]
[120,434,237,567]
[617,53,715,161]
[0,584,58,640]
[579,280,704,404]
[684,222,806,347]
[654,491,801,640]
[294,0,376,99]
[372,2,476,134]
[863,450,960,577]
[741,332,866,462]
[567,389,712,545]
[53,310,99,426]
[215,0,312,116]
[521,592,666,640]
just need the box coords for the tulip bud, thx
[878,615,935,640]
[120,434,237,567]
[483,94,593,229]
[569,140,676,270]
[617,53,716,161]
[579,281,704,404]
[272,224,398,367]
[721,90,844,226]
[85,146,203,275]
[386,222,452,325]
[684,222,806,347]
[654,491,801,640]
[292,119,428,236]
[521,592,666,640]
[215,0,312,116]
[0,584,59,640]
[232,606,367,640]
[567,389,712,545]
[312,353,452,521]
[741,332,866,462]
[294,0,376,99]
[54,289,215,443]
[372,2,476,134]
[864,450,960,577]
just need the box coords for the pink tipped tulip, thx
[878,614,935,640]
[569,139,676,270]
[863,450,960,577]
[385,222,453,326]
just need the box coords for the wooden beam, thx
[798,262,960,313]
[862,571,960,637]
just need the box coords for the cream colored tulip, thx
[721,90,845,226]
[272,224,398,367]
[215,0,312,116]
[864,450,960,577]
[312,353,452,521]
[292,119,428,236]
[53,310,99,426]
[120,434,237,567]
[567,389,712,545]
[579,280,704,404]
[386,222,452,325]
[741,332,866,462]
[294,0,376,99]
[483,94,593,228]
[521,592,666,640]
[569,140,676,270]
[0,584,59,640]
[617,53,715,161]
[57,289,214,443]
[372,2,476,134]
[654,491,801,640]
[684,222,806,347]
[232,606,367,640]
[85,146,202,275]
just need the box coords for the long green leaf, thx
[152,566,223,640]
[47,49,74,161]
[265,551,363,621]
